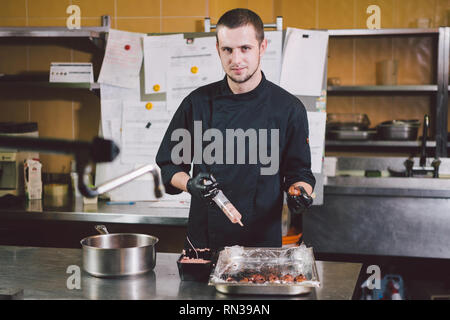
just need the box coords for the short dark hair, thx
[216,8,264,44]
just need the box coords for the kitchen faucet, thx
[404,114,440,178]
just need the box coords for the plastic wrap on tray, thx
[209,244,320,287]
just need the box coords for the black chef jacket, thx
[156,73,315,250]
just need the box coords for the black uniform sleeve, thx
[281,101,316,191]
[156,97,192,195]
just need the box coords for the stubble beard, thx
[226,53,261,84]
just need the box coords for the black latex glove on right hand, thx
[186,172,218,202]
[287,186,314,215]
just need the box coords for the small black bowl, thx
[177,248,214,282]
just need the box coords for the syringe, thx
[203,175,244,227]
[210,189,244,226]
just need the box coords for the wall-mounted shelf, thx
[326,140,437,148]
[0,81,100,92]
[327,85,438,93]
[0,15,110,98]
[328,28,439,37]
[0,26,109,38]
[326,27,449,157]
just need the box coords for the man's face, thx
[216,24,267,84]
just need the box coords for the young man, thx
[156,8,315,250]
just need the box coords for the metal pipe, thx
[91,164,163,198]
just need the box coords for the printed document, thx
[280,28,329,96]
[306,111,326,173]
[120,101,170,165]
[98,29,145,88]
[166,37,223,111]
[143,34,185,94]
[261,31,283,85]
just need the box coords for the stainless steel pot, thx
[376,120,420,140]
[80,225,159,277]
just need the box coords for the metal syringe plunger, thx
[203,175,244,227]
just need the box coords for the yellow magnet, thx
[153,84,160,92]
[145,102,153,110]
[191,66,198,74]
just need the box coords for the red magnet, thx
[124,44,131,50]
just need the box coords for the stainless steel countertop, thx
[0,198,190,225]
[0,245,361,300]
[2,174,449,228]
[3,175,449,227]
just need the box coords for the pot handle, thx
[95,225,109,235]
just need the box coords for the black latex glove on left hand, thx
[287,186,313,215]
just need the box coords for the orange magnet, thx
[145,102,153,110]
[191,66,198,74]
[153,84,160,92]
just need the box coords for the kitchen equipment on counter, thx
[326,113,374,140]
[0,135,118,198]
[24,159,42,200]
[43,183,68,207]
[0,135,164,199]
[0,122,39,197]
[376,119,420,140]
[80,225,159,277]
[208,245,320,295]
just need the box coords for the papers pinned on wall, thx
[98,29,145,89]
[260,31,283,85]
[143,34,185,94]
[97,95,191,202]
[166,36,224,111]
[100,82,141,101]
[280,28,329,96]
[120,101,170,165]
[306,111,326,174]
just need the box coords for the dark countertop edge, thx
[324,185,450,198]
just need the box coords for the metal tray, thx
[208,246,320,296]
[327,130,376,141]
